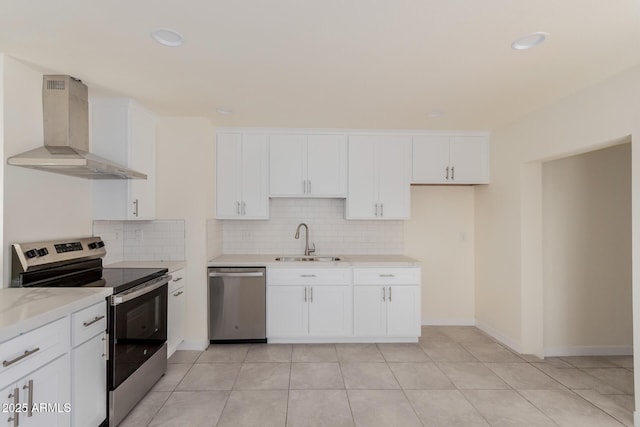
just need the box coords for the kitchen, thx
[0,1,639,426]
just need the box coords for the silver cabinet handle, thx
[300,274,316,278]
[451,166,455,180]
[389,286,392,302]
[172,277,183,282]
[303,180,306,194]
[374,203,378,217]
[133,198,139,217]
[310,287,313,303]
[380,203,384,217]
[173,291,184,297]
[7,387,18,426]
[446,166,450,180]
[382,287,386,301]
[236,201,241,215]
[102,333,109,360]
[304,287,307,302]
[83,315,105,327]
[308,180,311,194]
[242,201,246,216]
[379,274,395,278]
[3,347,40,367]
[23,379,33,417]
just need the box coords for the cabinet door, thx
[128,104,157,220]
[168,286,185,357]
[269,135,307,197]
[412,135,450,183]
[307,135,348,197]
[215,133,242,218]
[72,334,106,427]
[0,383,18,426]
[267,286,309,337]
[377,136,411,219]
[450,136,489,184]
[353,286,387,337]
[22,354,71,427]
[386,286,420,337]
[308,286,352,337]
[241,134,269,219]
[347,136,378,219]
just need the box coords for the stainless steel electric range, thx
[11,236,171,427]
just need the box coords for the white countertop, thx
[105,261,187,274]
[208,254,420,268]
[0,287,113,343]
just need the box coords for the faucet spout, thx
[294,223,316,256]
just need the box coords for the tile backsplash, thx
[220,199,403,255]
[93,220,185,265]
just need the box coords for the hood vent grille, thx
[46,79,66,90]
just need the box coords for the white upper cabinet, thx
[216,133,269,219]
[347,135,411,219]
[269,134,347,197]
[92,99,157,220]
[412,135,489,184]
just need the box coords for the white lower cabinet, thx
[267,268,352,339]
[168,269,187,357]
[353,268,421,338]
[1,354,71,427]
[71,301,107,427]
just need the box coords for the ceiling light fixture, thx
[511,32,549,50]
[428,110,445,118]
[150,29,184,47]
[216,108,233,115]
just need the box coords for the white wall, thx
[2,57,93,286]
[542,144,632,355]
[475,62,640,378]
[404,186,475,325]
[222,198,403,255]
[155,116,215,350]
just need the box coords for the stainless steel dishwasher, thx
[208,267,267,343]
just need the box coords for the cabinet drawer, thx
[267,268,351,285]
[0,317,69,381]
[72,301,107,347]
[353,268,420,285]
[169,269,186,294]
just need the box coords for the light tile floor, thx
[120,326,634,426]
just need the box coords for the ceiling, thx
[1,0,639,130]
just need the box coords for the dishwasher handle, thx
[209,271,264,278]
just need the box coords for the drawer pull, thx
[83,315,105,327]
[173,291,184,297]
[172,277,183,282]
[8,387,18,426]
[3,347,40,367]
[300,274,316,278]
[379,274,395,278]
[23,380,33,417]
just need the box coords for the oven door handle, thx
[110,275,171,306]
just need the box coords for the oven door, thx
[109,275,169,390]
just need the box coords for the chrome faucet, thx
[294,223,316,256]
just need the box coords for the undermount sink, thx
[275,256,341,262]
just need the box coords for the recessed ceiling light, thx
[511,32,549,50]
[151,29,184,47]
[216,108,233,115]
[428,110,445,118]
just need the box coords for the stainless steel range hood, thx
[7,75,146,179]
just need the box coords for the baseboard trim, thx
[544,346,633,357]
[178,339,209,351]
[474,320,522,354]
[422,318,476,326]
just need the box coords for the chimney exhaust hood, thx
[7,75,147,180]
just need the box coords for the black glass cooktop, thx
[101,267,168,293]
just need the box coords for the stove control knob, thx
[97,241,105,248]
[88,242,98,250]
[25,249,37,259]
[37,248,49,257]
